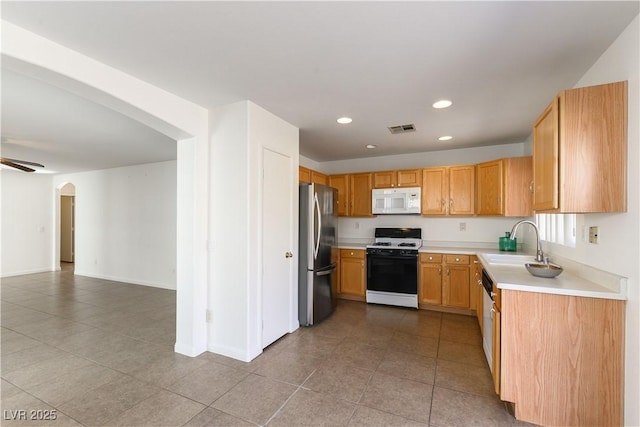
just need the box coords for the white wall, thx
[53,161,177,289]
[320,142,527,174]
[320,142,532,247]
[548,15,639,426]
[3,21,210,357]
[208,101,299,362]
[0,171,54,276]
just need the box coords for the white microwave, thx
[372,187,421,215]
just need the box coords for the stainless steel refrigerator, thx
[299,183,338,326]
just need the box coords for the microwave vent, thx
[388,124,416,134]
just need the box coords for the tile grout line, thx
[261,368,318,426]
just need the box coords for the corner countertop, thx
[477,253,627,301]
[335,240,627,301]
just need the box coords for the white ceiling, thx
[1,1,638,173]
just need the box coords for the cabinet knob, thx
[350,251,354,256]
[429,256,433,261]
[285,251,293,258]
[455,257,460,262]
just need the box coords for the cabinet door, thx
[419,263,442,305]
[397,169,422,187]
[492,303,501,395]
[533,98,559,211]
[503,157,533,217]
[476,160,503,215]
[329,174,350,216]
[559,82,627,213]
[299,166,311,183]
[350,173,373,216]
[339,255,365,297]
[422,167,448,215]
[443,265,470,308]
[373,171,395,188]
[449,166,475,215]
[311,170,328,185]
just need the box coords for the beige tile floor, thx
[1,266,532,426]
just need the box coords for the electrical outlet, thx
[206,310,213,322]
[459,222,466,231]
[355,222,360,229]
[589,226,599,244]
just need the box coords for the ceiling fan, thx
[0,157,45,172]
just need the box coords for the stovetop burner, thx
[366,227,423,251]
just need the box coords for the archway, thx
[3,21,210,357]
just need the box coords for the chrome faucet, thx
[510,220,545,263]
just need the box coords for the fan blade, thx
[0,158,36,172]
[1,157,44,168]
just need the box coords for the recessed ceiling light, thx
[438,136,453,141]
[365,144,377,149]
[337,117,352,124]
[432,100,453,109]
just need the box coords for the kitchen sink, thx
[482,253,536,265]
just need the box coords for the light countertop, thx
[335,240,627,301]
[477,252,627,301]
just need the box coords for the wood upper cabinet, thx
[449,166,475,215]
[476,157,532,216]
[500,290,624,426]
[299,166,328,185]
[533,80,627,213]
[339,249,365,297]
[299,166,311,183]
[311,170,328,185]
[328,174,350,216]
[349,173,374,217]
[373,169,422,188]
[421,167,448,215]
[422,165,474,216]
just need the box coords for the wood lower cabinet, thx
[491,285,501,395]
[422,165,475,216]
[338,249,365,299]
[419,253,443,305]
[443,255,470,308]
[533,80,627,213]
[419,253,471,309]
[476,157,532,216]
[471,256,483,333]
[500,290,624,426]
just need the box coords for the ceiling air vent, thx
[388,124,416,134]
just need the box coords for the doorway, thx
[59,182,75,271]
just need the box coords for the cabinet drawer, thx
[420,253,443,263]
[445,254,470,265]
[340,249,365,260]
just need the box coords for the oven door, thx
[366,252,418,294]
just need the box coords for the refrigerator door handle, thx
[315,263,337,276]
[313,191,321,260]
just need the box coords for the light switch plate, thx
[589,226,599,244]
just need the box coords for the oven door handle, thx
[367,254,418,261]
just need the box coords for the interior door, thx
[262,147,294,348]
[60,195,75,262]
